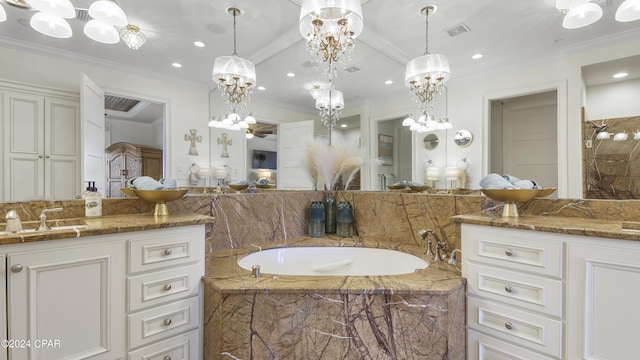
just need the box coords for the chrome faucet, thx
[36,207,63,231]
[5,210,23,233]
[418,229,447,262]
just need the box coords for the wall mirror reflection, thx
[423,134,439,150]
[453,130,473,147]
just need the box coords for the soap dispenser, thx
[84,181,102,217]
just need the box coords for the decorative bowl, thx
[120,187,137,197]
[121,188,189,216]
[387,185,406,190]
[255,184,273,189]
[481,188,555,217]
[409,185,431,192]
[229,184,249,192]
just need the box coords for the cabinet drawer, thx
[462,224,562,277]
[468,329,555,360]
[128,328,199,360]
[128,296,199,349]
[128,263,202,311]
[466,262,562,317]
[129,228,202,274]
[467,297,562,358]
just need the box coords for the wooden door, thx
[278,120,314,189]
[81,73,106,195]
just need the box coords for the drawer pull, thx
[164,284,172,291]
[504,248,514,256]
[10,264,23,273]
[505,285,513,293]
[164,357,171,360]
[164,248,172,256]
[164,318,172,326]
[505,322,514,330]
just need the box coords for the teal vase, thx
[324,192,337,234]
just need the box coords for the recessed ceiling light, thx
[472,53,484,60]
[286,72,296,77]
[194,41,205,48]
[384,80,393,85]
[340,124,348,128]
[613,72,629,79]
[257,86,266,91]
[171,62,182,68]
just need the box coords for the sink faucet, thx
[5,210,23,233]
[36,207,63,231]
[417,229,447,262]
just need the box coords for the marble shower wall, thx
[583,116,640,199]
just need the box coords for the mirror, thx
[423,134,439,150]
[454,130,473,147]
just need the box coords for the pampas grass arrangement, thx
[304,139,365,190]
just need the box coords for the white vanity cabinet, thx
[0,224,205,360]
[1,85,81,202]
[462,222,640,360]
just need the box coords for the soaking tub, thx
[237,246,428,276]
[203,239,465,360]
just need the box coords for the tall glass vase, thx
[324,191,337,234]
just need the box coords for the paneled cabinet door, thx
[566,240,640,360]
[6,242,124,360]
[2,91,80,201]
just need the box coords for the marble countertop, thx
[0,213,214,245]
[203,236,465,296]
[453,213,640,242]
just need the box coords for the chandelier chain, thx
[232,8,238,56]
[424,7,430,55]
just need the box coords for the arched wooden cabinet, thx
[105,142,162,197]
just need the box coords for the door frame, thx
[483,81,568,197]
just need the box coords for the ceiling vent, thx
[446,23,471,37]
[345,65,361,73]
[105,95,140,112]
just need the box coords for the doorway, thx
[490,90,558,190]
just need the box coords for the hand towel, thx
[159,178,177,188]
[503,174,541,189]
[479,173,516,189]
[130,176,167,190]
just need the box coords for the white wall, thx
[106,118,159,148]
[586,78,640,120]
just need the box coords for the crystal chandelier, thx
[314,84,344,130]
[212,6,256,114]
[299,0,364,79]
[208,112,256,131]
[120,24,146,49]
[555,0,640,29]
[404,5,450,114]
[402,112,452,133]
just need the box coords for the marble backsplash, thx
[3,191,640,266]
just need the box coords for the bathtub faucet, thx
[417,229,446,262]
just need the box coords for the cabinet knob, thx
[164,248,172,256]
[164,318,172,326]
[164,284,172,291]
[11,264,23,273]
[45,155,50,159]
[38,155,44,158]
[504,248,514,256]
[505,322,514,330]
[505,285,513,293]
[163,356,171,360]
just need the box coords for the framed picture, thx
[378,134,393,166]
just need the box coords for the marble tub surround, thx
[203,237,465,360]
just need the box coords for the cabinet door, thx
[567,240,640,360]
[6,242,124,360]
[45,97,80,200]
[2,91,45,201]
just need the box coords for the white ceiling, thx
[1,0,639,115]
